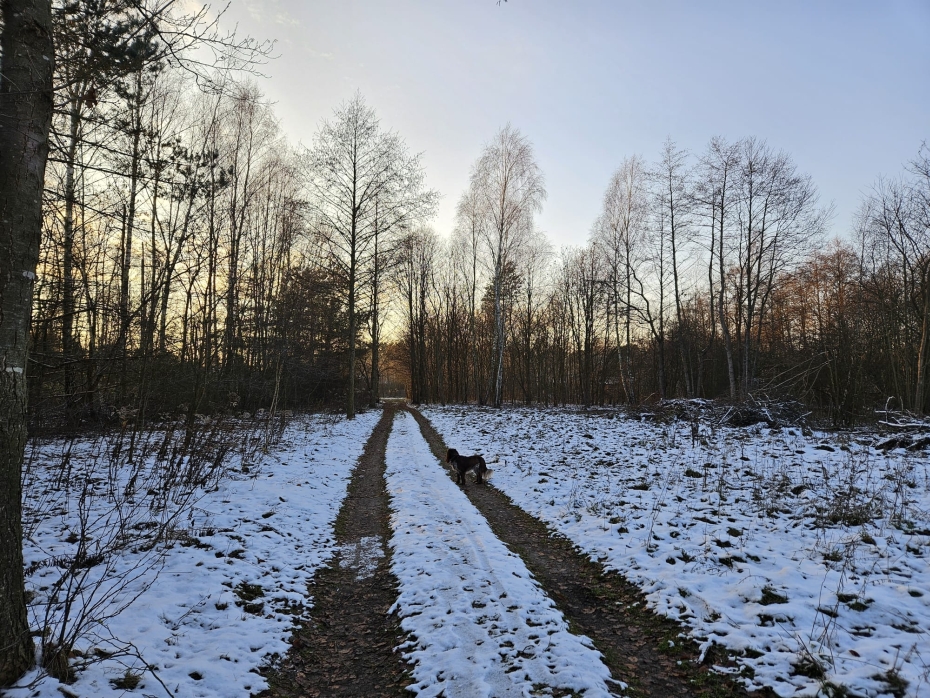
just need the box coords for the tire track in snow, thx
[385,411,619,698]
[408,406,762,698]
[262,406,410,697]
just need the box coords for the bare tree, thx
[512,229,552,404]
[593,156,648,403]
[906,144,930,411]
[304,94,435,418]
[630,197,672,399]
[562,245,605,406]
[652,138,695,396]
[858,146,930,411]
[0,0,55,684]
[395,226,439,404]
[220,84,278,374]
[469,124,546,407]
[365,168,437,407]
[696,137,741,398]
[452,184,486,403]
[733,138,826,396]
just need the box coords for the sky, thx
[217,0,929,249]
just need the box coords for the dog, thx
[446,448,488,485]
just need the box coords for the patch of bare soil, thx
[258,405,411,697]
[407,406,776,698]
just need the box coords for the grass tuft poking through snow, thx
[425,405,930,698]
[10,411,380,698]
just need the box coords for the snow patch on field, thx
[425,405,930,698]
[9,411,379,698]
[385,411,619,697]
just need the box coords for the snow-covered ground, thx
[424,405,930,698]
[9,411,380,698]
[385,411,620,698]
[13,404,930,697]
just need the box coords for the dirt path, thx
[259,404,410,697]
[407,406,774,698]
[261,404,775,697]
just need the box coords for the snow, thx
[336,536,385,580]
[424,405,930,698]
[385,411,620,697]
[9,411,380,698]
[13,403,929,697]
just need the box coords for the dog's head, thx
[446,448,459,463]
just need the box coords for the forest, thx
[11,2,927,433]
[3,1,930,695]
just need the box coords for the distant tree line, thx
[391,132,930,426]
[24,0,438,430]
[13,0,930,431]
[1,0,927,683]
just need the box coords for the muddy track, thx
[407,406,775,698]
[259,405,410,697]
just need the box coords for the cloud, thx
[242,0,300,27]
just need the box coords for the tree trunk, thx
[493,261,504,408]
[470,244,479,404]
[61,106,81,409]
[347,220,357,418]
[370,211,380,407]
[625,245,634,403]
[914,267,930,414]
[119,80,143,404]
[668,179,692,398]
[370,298,380,406]
[696,208,717,398]
[406,261,417,404]
[0,0,54,684]
[717,199,737,399]
[418,263,428,403]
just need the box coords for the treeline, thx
[25,1,930,428]
[394,133,930,425]
[28,1,439,428]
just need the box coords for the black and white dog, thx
[446,448,488,485]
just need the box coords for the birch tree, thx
[652,138,695,396]
[469,124,545,407]
[696,137,741,398]
[593,156,648,403]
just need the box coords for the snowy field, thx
[424,405,930,698]
[385,411,619,698]
[9,412,379,698]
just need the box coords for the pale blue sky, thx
[222,0,929,247]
